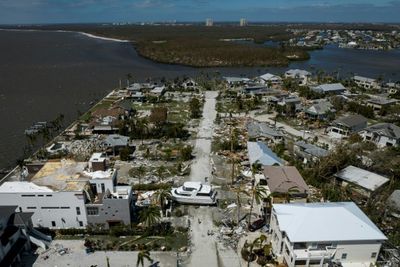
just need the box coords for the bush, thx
[132,183,171,191]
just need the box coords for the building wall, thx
[269,210,383,267]
[86,197,133,229]
[361,131,398,148]
[0,191,87,229]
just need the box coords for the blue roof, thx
[247,141,283,166]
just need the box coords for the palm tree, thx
[136,165,146,185]
[139,205,161,228]
[154,188,172,217]
[231,183,250,224]
[136,249,152,267]
[248,184,267,226]
[156,166,166,182]
[247,161,264,225]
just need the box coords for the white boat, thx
[171,182,217,205]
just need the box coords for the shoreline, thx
[0,28,130,43]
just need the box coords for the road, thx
[186,91,240,267]
[251,112,336,149]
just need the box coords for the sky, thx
[0,0,399,24]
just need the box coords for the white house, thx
[0,157,134,229]
[285,69,311,86]
[360,123,400,148]
[258,73,283,86]
[270,202,387,267]
[353,76,380,90]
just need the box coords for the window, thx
[41,207,59,209]
[27,207,36,209]
[86,207,99,215]
[101,183,105,192]
[46,195,53,197]
[60,207,70,209]
[51,221,56,227]
[76,207,81,215]
[38,195,44,197]
[371,252,377,258]
[21,194,35,197]
[79,221,83,227]
[342,253,347,259]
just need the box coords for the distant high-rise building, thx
[240,18,247,26]
[205,18,213,27]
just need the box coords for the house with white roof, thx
[285,69,311,86]
[334,165,389,197]
[353,76,380,90]
[0,157,135,229]
[270,202,387,267]
[257,73,283,86]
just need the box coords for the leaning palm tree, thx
[139,205,161,228]
[247,184,267,226]
[136,249,152,267]
[153,188,172,217]
[247,161,265,225]
[231,183,250,224]
[136,165,146,185]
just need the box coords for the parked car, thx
[248,219,266,232]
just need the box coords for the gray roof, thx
[306,101,334,115]
[295,141,329,158]
[103,134,130,147]
[367,97,398,106]
[334,165,389,192]
[387,190,400,211]
[247,141,283,166]
[312,83,346,93]
[354,76,376,83]
[334,114,367,128]
[247,121,283,139]
[364,123,400,139]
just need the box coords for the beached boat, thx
[171,181,217,205]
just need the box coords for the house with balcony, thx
[0,206,33,267]
[329,114,368,138]
[366,97,398,112]
[353,76,380,90]
[305,100,335,121]
[285,69,311,86]
[257,73,283,86]
[0,156,135,230]
[270,202,387,267]
[360,123,400,148]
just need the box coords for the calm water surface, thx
[0,30,399,172]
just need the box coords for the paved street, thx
[186,91,240,267]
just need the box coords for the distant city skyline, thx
[0,0,399,24]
